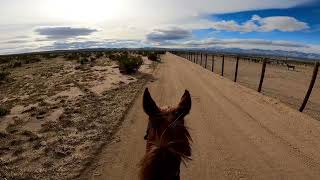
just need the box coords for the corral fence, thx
[171,51,320,116]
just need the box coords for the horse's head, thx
[140,88,192,180]
[143,88,192,147]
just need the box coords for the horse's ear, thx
[177,90,191,116]
[143,88,160,116]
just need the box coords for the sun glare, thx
[44,0,131,23]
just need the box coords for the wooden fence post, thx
[258,59,267,92]
[299,62,320,112]
[204,54,208,69]
[234,56,239,82]
[193,53,195,63]
[221,55,225,76]
[200,53,202,66]
[195,53,197,64]
[197,53,199,64]
[211,55,215,72]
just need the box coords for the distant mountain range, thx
[2,47,319,61]
[142,46,320,61]
[176,47,320,61]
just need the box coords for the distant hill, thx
[190,47,320,61]
[1,47,319,61]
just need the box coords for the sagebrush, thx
[116,54,143,74]
[0,106,9,117]
[0,71,10,81]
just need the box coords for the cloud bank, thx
[0,0,318,55]
[35,27,98,39]
[210,15,309,32]
[146,28,191,42]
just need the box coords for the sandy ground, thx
[194,55,320,120]
[88,53,320,180]
[0,55,155,179]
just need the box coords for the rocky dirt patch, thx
[0,55,155,179]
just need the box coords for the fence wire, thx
[178,53,320,121]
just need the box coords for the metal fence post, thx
[221,55,225,76]
[205,54,208,69]
[234,56,239,82]
[258,59,267,92]
[211,55,215,72]
[299,62,320,112]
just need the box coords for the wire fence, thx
[174,51,320,121]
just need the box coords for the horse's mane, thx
[139,123,192,180]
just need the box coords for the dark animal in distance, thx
[140,88,192,180]
[286,63,295,71]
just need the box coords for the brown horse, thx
[139,88,192,180]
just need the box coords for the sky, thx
[0,0,319,55]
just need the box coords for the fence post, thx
[234,56,239,82]
[299,62,320,112]
[196,53,198,63]
[193,53,195,63]
[258,59,267,92]
[197,53,199,64]
[211,55,215,72]
[221,55,225,76]
[192,53,196,62]
[200,53,202,66]
[204,54,208,69]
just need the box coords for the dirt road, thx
[89,53,320,180]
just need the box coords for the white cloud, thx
[210,15,309,32]
[146,28,191,43]
[0,0,313,25]
[35,26,98,39]
[256,16,309,32]
[0,0,317,55]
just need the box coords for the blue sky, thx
[199,2,320,44]
[0,0,319,55]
